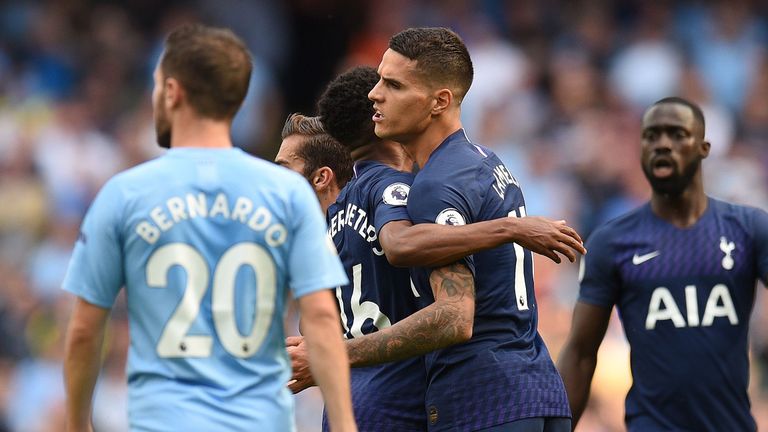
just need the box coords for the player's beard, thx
[155,105,172,149]
[643,157,701,197]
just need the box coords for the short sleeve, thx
[62,179,126,308]
[407,176,476,273]
[578,225,621,308]
[751,207,768,286]
[287,180,349,297]
[370,171,415,233]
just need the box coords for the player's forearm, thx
[64,326,106,432]
[302,315,357,432]
[556,348,598,428]
[345,299,472,367]
[384,220,509,267]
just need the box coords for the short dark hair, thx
[317,66,380,150]
[161,24,252,119]
[389,27,473,102]
[651,96,706,138]
[281,113,353,188]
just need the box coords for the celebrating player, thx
[310,66,426,431]
[557,97,768,431]
[62,24,356,432]
[288,28,578,431]
[364,27,572,432]
[275,113,353,214]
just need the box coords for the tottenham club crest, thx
[382,182,410,206]
[435,208,466,226]
[719,236,735,270]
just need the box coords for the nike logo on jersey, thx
[632,251,660,265]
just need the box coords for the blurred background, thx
[0,0,766,431]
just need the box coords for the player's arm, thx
[289,262,473,383]
[345,261,474,366]
[556,301,612,430]
[379,216,585,267]
[287,262,473,393]
[64,297,111,432]
[296,289,357,432]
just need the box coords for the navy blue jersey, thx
[407,130,570,431]
[324,161,426,432]
[579,198,768,431]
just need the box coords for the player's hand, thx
[510,217,586,263]
[285,335,316,393]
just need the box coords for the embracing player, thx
[275,113,353,214]
[288,29,580,432]
[285,67,583,431]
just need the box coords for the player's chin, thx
[648,176,686,196]
[373,123,390,139]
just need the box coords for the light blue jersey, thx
[63,147,348,432]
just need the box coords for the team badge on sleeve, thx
[435,208,466,226]
[382,183,410,206]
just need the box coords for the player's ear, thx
[700,139,711,159]
[164,77,183,110]
[431,88,452,115]
[312,167,335,192]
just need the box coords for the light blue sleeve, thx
[286,180,349,298]
[62,178,125,308]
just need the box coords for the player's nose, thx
[652,133,674,153]
[368,80,382,102]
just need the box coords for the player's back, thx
[407,130,570,431]
[580,198,768,431]
[326,160,427,431]
[73,147,333,431]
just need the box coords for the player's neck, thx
[170,111,233,149]
[318,186,339,215]
[401,116,462,169]
[351,140,414,172]
[650,183,708,228]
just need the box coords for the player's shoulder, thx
[588,203,650,244]
[709,196,765,217]
[431,129,493,165]
[423,130,506,183]
[112,154,166,181]
[355,160,413,191]
[709,196,768,230]
[359,163,413,207]
[358,161,414,183]
[220,149,313,194]
[97,156,166,197]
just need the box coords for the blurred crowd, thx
[0,0,766,431]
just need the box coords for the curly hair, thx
[316,66,380,150]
